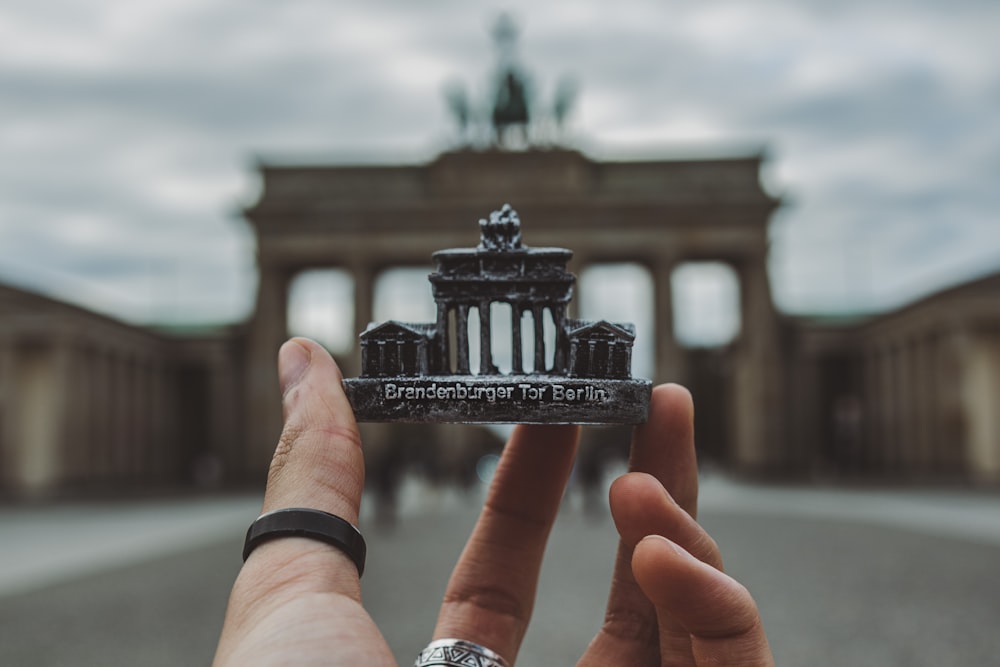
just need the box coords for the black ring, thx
[242,508,366,577]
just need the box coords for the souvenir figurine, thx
[343,204,651,424]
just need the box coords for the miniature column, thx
[455,304,471,374]
[377,341,387,376]
[551,303,567,373]
[511,302,523,374]
[436,301,450,374]
[417,339,429,375]
[532,305,546,372]
[479,299,495,374]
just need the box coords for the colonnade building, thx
[243,148,782,471]
[0,284,242,498]
[4,146,1000,498]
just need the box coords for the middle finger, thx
[431,423,580,663]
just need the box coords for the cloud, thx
[0,0,998,327]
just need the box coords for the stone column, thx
[0,338,9,491]
[349,263,375,378]
[80,344,101,480]
[59,340,85,484]
[957,331,1000,483]
[872,346,883,471]
[91,346,110,479]
[730,257,782,471]
[928,334,950,471]
[131,358,146,478]
[50,339,75,490]
[652,260,685,385]
[897,338,916,474]
[209,349,239,485]
[113,352,131,478]
[15,340,71,496]
[102,348,117,480]
[913,335,934,472]
[879,342,897,473]
[882,343,898,474]
[127,356,142,476]
[788,352,822,473]
[862,346,881,473]
[244,264,291,479]
[0,337,15,492]
[148,358,166,481]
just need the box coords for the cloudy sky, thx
[2,0,998,328]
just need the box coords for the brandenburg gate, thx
[242,147,783,476]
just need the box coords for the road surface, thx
[1,475,998,665]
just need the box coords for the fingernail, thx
[641,534,686,557]
[278,339,312,394]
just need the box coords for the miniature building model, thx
[360,321,433,377]
[344,205,651,424]
[567,320,635,379]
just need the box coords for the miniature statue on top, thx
[342,204,652,424]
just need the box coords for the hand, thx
[214,338,773,666]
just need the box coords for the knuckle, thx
[601,605,658,644]
[267,422,363,486]
[482,498,549,531]
[268,424,304,478]
[443,585,527,628]
[689,532,723,569]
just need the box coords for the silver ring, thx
[414,638,509,667]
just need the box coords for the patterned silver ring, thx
[414,638,509,667]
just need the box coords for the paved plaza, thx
[1,475,999,665]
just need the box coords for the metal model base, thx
[344,375,651,424]
[343,204,653,425]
